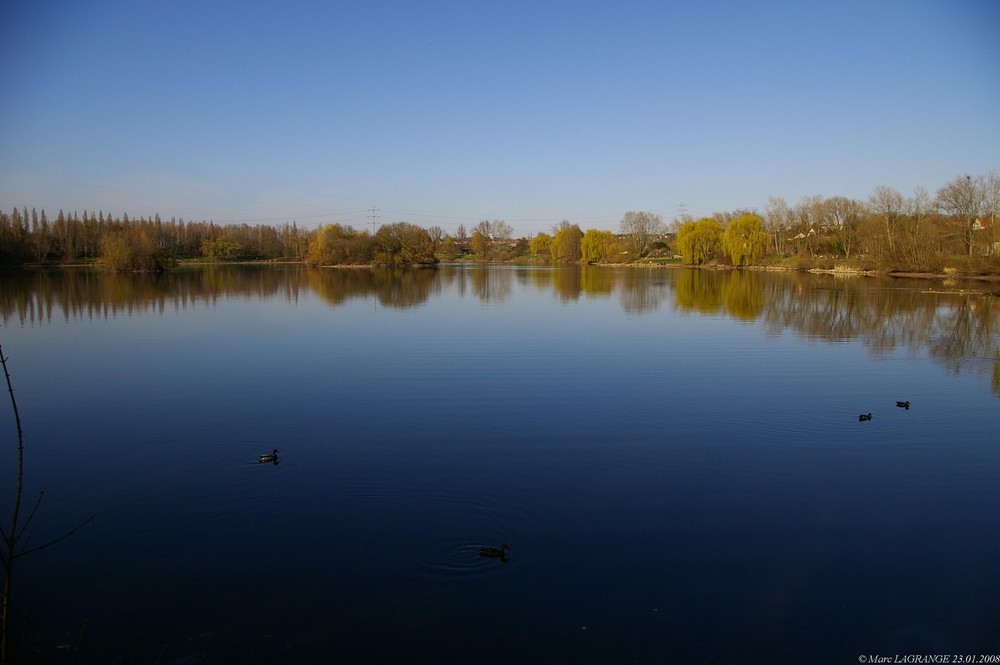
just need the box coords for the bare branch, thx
[14,515,94,560]
[13,491,44,544]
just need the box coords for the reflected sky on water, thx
[0,265,998,664]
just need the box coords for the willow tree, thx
[724,213,771,266]
[580,229,620,263]
[529,232,552,257]
[550,221,582,262]
[677,218,724,265]
[306,224,372,265]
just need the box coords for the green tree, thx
[439,235,460,260]
[550,221,582,262]
[98,231,172,272]
[580,229,620,263]
[373,222,435,265]
[100,235,133,272]
[676,218,724,265]
[724,213,770,266]
[306,224,373,265]
[529,232,552,257]
[200,237,241,260]
[469,230,490,259]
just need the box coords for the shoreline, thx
[610,260,1000,283]
[10,259,1000,284]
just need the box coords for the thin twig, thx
[13,490,44,544]
[15,515,94,560]
[0,336,93,665]
[0,340,23,665]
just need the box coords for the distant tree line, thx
[520,171,999,273]
[2,170,997,272]
[746,171,1000,272]
[0,209,310,270]
[305,222,436,266]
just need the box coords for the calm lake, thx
[1,264,998,664]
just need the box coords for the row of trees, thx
[752,172,1000,270]
[306,222,436,266]
[0,208,311,270]
[2,171,997,271]
[306,218,530,266]
[524,213,667,264]
[674,214,771,266]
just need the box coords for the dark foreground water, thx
[1,264,998,664]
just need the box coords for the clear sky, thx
[1,0,997,237]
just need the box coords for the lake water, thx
[1,264,998,664]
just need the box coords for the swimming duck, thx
[258,448,279,463]
[479,544,509,558]
[896,401,910,409]
[859,413,872,421]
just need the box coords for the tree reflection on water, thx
[3,264,997,395]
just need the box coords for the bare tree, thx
[936,174,984,257]
[427,225,445,252]
[762,196,793,255]
[981,171,1000,255]
[824,196,864,259]
[869,185,905,257]
[619,211,664,259]
[471,220,513,260]
[792,195,824,256]
[897,186,935,267]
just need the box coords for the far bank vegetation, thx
[1,171,998,275]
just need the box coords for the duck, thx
[479,544,509,558]
[859,413,872,421]
[896,401,910,409]
[258,448,279,463]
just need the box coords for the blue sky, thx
[1,0,997,236]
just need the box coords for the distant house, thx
[971,217,999,256]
